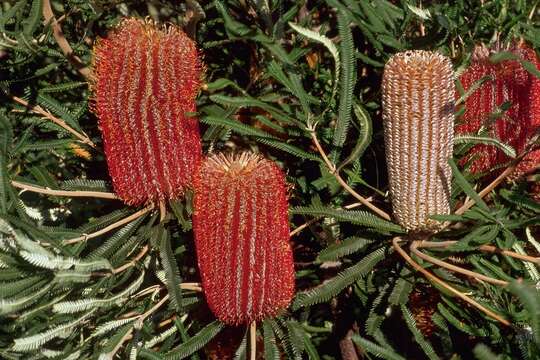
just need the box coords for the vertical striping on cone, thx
[192,152,295,325]
[382,50,455,231]
[91,18,202,205]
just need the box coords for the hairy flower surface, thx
[382,50,455,231]
[457,42,540,178]
[192,152,295,325]
[92,18,202,205]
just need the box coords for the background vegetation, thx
[0,0,539,359]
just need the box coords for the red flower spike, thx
[192,152,295,325]
[91,18,202,205]
[457,42,540,178]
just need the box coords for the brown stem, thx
[418,240,540,264]
[410,241,508,286]
[111,245,149,274]
[159,200,167,223]
[392,237,511,326]
[249,321,257,360]
[9,95,95,148]
[64,205,153,244]
[42,0,90,78]
[309,127,391,221]
[12,180,116,199]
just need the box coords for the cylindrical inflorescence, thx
[457,42,540,179]
[91,18,202,205]
[192,152,295,325]
[382,50,455,232]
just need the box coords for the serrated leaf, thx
[157,226,183,313]
[293,247,388,309]
[317,236,373,262]
[291,206,404,233]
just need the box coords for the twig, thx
[410,241,508,286]
[159,200,166,223]
[418,240,540,264]
[454,164,517,215]
[42,0,90,78]
[392,237,511,326]
[107,294,170,359]
[64,205,153,244]
[290,201,366,236]
[112,245,150,274]
[9,95,95,148]
[308,125,392,221]
[12,180,116,199]
[250,321,257,360]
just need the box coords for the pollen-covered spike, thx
[382,50,455,232]
[91,18,202,205]
[457,41,540,178]
[192,152,295,325]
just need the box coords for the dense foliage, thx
[0,0,539,359]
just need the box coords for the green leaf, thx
[293,247,389,308]
[19,251,112,271]
[454,135,516,158]
[140,321,224,360]
[201,115,274,139]
[0,152,8,214]
[21,0,42,37]
[401,305,440,360]
[291,206,404,233]
[262,320,280,360]
[338,102,373,170]
[473,344,502,360]
[388,268,413,306]
[0,282,53,315]
[289,22,340,102]
[52,270,144,313]
[316,236,373,262]
[255,137,321,162]
[449,158,489,212]
[12,310,95,351]
[157,226,183,313]
[351,335,406,360]
[332,10,356,154]
[507,281,540,345]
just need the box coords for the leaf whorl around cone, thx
[91,18,202,205]
[192,152,295,325]
[457,42,540,178]
[382,50,455,231]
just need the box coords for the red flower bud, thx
[91,18,202,205]
[192,152,295,325]
[457,42,540,178]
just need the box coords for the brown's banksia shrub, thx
[192,152,295,325]
[91,18,202,205]
[457,42,540,179]
[382,50,455,231]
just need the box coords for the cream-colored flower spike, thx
[382,50,454,232]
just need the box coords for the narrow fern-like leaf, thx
[293,247,388,309]
[157,226,183,313]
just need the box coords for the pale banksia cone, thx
[457,42,540,179]
[91,18,202,205]
[192,152,295,325]
[382,50,455,231]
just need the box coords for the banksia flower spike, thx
[457,42,540,178]
[192,152,295,325]
[91,18,202,205]
[382,51,455,232]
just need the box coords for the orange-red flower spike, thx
[91,18,202,205]
[192,152,295,325]
[457,42,540,178]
